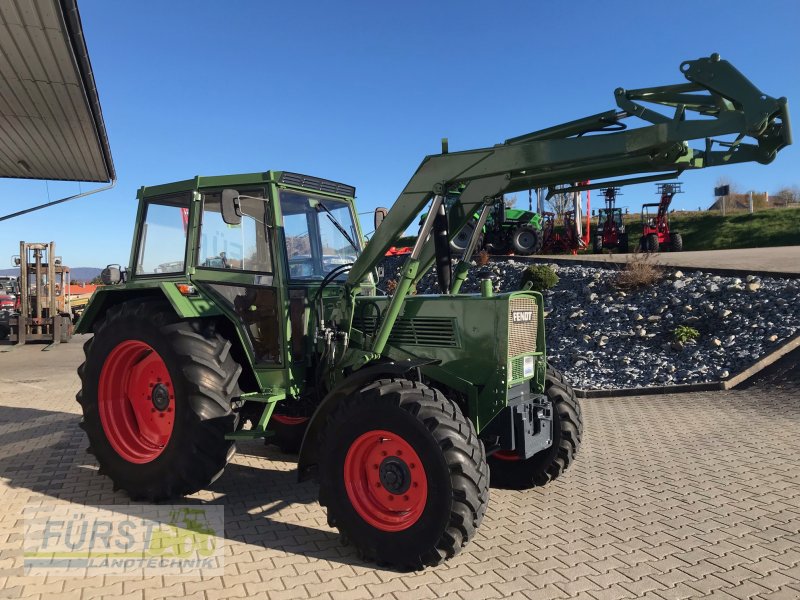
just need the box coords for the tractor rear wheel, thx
[670,232,683,252]
[488,367,582,490]
[511,225,543,255]
[450,222,475,255]
[268,414,310,453]
[644,233,660,253]
[77,298,241,501]
[318,378,489,569]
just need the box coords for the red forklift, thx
[593,187,628,253]
[640,183,684,252]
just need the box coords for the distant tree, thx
[546,188,573,218]
[773,185,800,205]
[90,275,104,285]
[504,195,517,209]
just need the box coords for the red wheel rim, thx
[272,414,309,426]
[343,429,427,532]
[98,340,175,464]
[492,450,521,461]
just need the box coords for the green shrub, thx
[521,265,559,291]
[673,325,700,343]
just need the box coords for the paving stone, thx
[1,338,799,600]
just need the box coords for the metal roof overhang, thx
[0,0,114,184]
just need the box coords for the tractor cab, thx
[597,207,624,233]
[640,203,666,232]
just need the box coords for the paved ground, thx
[539,246,800,274]
[0,338,799,599]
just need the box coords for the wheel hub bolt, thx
[379,457,412,495]
[151,383,170,411]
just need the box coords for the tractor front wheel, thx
[488,367,582,490]
[670,232,683,252]
[593,235,603,253]
[318,379,489,569]
[77,299,241,500]
[644,233,660,253]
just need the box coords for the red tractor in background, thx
[593,187,628,253]
[640,183,684,252]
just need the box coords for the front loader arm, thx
[340,54,790,358]
[406,54,790,286]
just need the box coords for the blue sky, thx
[1,0,798,268]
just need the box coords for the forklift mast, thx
[602,187,622,212]
[655,182,684,219]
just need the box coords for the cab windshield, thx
[280,190,360,280]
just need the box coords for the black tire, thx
[318,378,489,569]
[670,232,683,252]
[484,232,509,255]
[488,367,582,490]
[77,298,241,500]
[267,415,309,454]
[511,225,543,255]
[449,222,475,255]
[593,235,603,254]
[619,232,629,254]
[644,233,660,253]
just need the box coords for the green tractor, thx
[75,55,789,568]
[448,198,544,256]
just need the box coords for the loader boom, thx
[344,54,790,305]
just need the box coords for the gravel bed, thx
[379,256,800,390]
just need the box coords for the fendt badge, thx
[512,310,534,323]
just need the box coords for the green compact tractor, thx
[76,55,790,568]
[450,202,544,255]
[430,193,544,256]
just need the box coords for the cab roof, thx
[139,171,356,200]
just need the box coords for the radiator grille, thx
[510,356,525,381]
[508,297,538,357]
[353,315,458,348]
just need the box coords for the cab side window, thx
[199,190,272,273]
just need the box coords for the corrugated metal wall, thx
[0,0,111,182]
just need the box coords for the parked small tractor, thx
[640,183,684,252]
[75,55,790,568]
[440,194,544,256]
[594,187,628,253]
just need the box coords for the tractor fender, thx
[297,357,440,482]
[75,283,223,334]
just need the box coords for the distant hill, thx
[0,266,103,282]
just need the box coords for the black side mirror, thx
[221,189,242,225]
[374,207,388,231]
[101,264,122,285]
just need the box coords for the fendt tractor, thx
[75,55,790,568]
